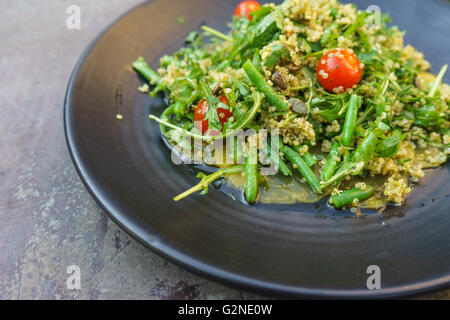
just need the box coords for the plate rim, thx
[63,0,450,299]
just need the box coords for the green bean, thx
[341,94,361,146]
[242,60,288,111]
[319,150,352,188]
[302,152,317,167]
[233,136,245,164]
[329,186,375,208]
[278,159,291,176]
[282,145,321,193]
[245,138,259,203]
[266,141,291,176]
[321,141,340,181]
[291,145,317,167]
[132,56,161,85]
[353,130,377,167]
[320,132,378,188]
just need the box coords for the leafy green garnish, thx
[376,129,405,157]
[263,43,289,67]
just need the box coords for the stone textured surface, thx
[0,0,447,300]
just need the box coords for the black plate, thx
[64,0,450,298]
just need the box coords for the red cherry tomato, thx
[234,0,261,20]
[194,94,233,134]
[316,48,363,93]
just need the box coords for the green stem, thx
[300,50,324,60]
[428,64,448,97]
[381,78,390,96]
[356,105,374,126]
[227,91,263,132]
[173,165,245,201]
[149,115,213,142]
[201,26,233,42]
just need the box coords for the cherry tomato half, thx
[194,94,233,134]
[316,48,363,93]
[234,0,262,20]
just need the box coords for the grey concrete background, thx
[0,0,448,300]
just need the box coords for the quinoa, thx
[263,112,316,145]
[282,0,342,42]
[384,176,411,205]
[321,139,332,153]
[401,45,431,71]
[137,83,150,93]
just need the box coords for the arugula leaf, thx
[249,6,273,21]
[188,60,204,79]
[263,43,289,67]
[199,82,222,131]
[375,129,405,157]
[203,95,221,131]
[185,31,203,49]
[246,9,283,50]
[343,11,369,38]
[358,50,379,66]
[320,22,339,47]
[330,7,338,18]
[312,98,346,121]
[308,40,322,53]
[414,104,445,127]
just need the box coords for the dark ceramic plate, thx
[64,0,450,298]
